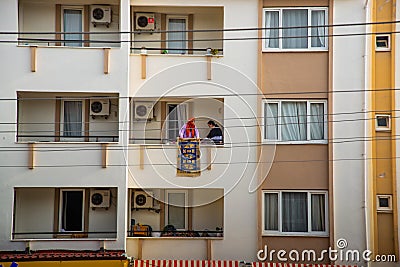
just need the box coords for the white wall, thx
[332,0,368,264]
[128,0,259,261]
[0,0,131,251]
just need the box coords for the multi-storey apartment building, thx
[0,0,260,265]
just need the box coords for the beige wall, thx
[262,145,328,190]
[261,236,330,263]
[262,53,329,98]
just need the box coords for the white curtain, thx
[264,193,278,231]
[282,192,308,232]
[282,10,308,49]
[265,11,279,48]
[168,19,186,54]
[265,103,278,140]
[310,103,324,140]
[311,10,326,47]
[63,9,82,47]
[281,102,307,141]
[64,101,82,137]
[311,194,326,231]
[168,192,186,230]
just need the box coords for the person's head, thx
[207,120,216,128]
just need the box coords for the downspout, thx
[363,0,372,266]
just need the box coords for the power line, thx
[2,87,400,101]
[8,29,400,45]
[1,19,399,35]
[0,155,392,168]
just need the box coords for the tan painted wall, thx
[264,0,328,7]
[261,236,330,263]
[262,145,328,190]
[377,213,395,254]
[262,53,329,99]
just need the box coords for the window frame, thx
[262,190,329,236]
[61,6,85,47]
[262,99,327,144]
[262,7,328,52]
[59,189,85,232]
[165,189,189,230]
[166,15,189,54]
[165,102,189,142]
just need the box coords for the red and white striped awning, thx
[132,260,357,267]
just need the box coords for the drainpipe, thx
[363,0,372,266]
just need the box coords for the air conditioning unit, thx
[90,99,110,116]
[133,191,154,209]
[134,101,154,120]
[90,189,111,208]
[135,13,155,31]
[91,5,112,26]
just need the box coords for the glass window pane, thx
[63,9,83,47]
[265,103,278,140]
[265,11,279,48]
[62,191,83,231]
[282,10,308,49]
[167,192,186,230]
[282,192,308,232]
[310,103,324,140]
[311,10,326,47]
[281,102,307,141]
[311,194,326,231]
[168,18,186,54]
[264,193,278,230]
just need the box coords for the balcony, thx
[18,0,121,48]
[130,98,223,145]
[126,188,223,259]
[17,92,119,143]
[13,187,118,241]
[130,6,223,56]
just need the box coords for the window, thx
[165,190,188,230]
[377,195,392,212]
[263,100,327,143]
[167,16,188,54]
[375,114,390,131]
[165,103,188,142]
[62,6,84,47]
[61,100,84,139]
[59,190,85,232]
[375,35,390,51]
[263,191,328,235]
[263,8,328,50]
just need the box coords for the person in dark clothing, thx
[206,120,223,144]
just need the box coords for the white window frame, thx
[61,99,85,141]
[61,6,84,47]
[165,189,188,230]
[262,99,327,144]
[262,190,329,236]
[377,195,393,212]
[375,114,391,131]
[59,189,85,232]
[375,34,391,51]
[166,15,188,54]
[262,7,328,52]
